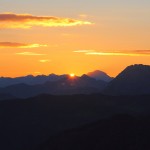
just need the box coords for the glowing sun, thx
[70,73,75,77]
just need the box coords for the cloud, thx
[39,59,51,63]
[0,13,93,29]
[85,52,142,56]
[74,50,150,56]
[15,52,46,56]
[0,42,47,48]
[73,50,95,53]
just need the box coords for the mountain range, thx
[1,65,150,150]
[0,75,107,98]
[0,64,150,99]
[0,70,112,88]
[0,74,66,87]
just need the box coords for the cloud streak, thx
[74,50,150,56]
[15,52,46,56]
[73,50,95,53]
[0,13,93,29]
[0,42,47,48]
[39,59,51,63]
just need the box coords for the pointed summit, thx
[87,70,113,82]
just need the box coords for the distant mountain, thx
[87,70,113,82]
[0,75,107,98]
[0,74,66,87]
[104,64,150,95]
[0,71,112,88]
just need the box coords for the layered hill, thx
[0,70,112,88]
[39,115,150,150]
[0,75,107,98]
[1,94,150,150]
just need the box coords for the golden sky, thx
[0,1,150,77]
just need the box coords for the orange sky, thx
[0,1,150,77]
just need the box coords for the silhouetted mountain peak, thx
[123,64,150,76]
[112,64,150,83]
[104,64,150,95]
[87,70,113,82]
[24,75,34,78]
[89,70,107,75]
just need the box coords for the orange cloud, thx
[15,52,46,56]
[73,50,95,53]
[0,42,47,48]
[39,59,51,63]
[74,50,150,56]
[0,13,93,29]
[86,52,142,56]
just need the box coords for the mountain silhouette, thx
[0,70,112,88]
[104,64,150,95]
[87,70,113,82]
[1,64,150,150]
[1,64,150,98]
[0,75,107,98]
[0,74,66,87]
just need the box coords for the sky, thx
[0,0,150,77]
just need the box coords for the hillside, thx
[104,64,150,95]
[0,94,150,150]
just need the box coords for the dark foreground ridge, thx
[0,94,150,150]
[38,115,150,150]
